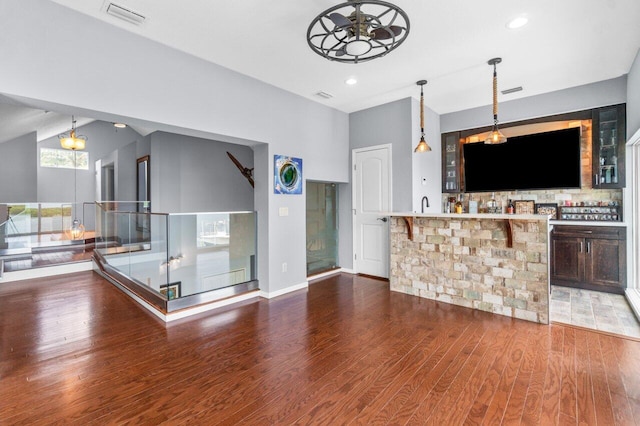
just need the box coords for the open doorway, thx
[306,181,338,276]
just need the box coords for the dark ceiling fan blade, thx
[329,12,352,29]
[227,151,255,188]
[370,25,402,40]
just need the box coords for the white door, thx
[353,145,391,278]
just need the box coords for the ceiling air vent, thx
[315,91,334,99]
[106,3,146,25]
[501,86,523,95]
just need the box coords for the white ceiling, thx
[2,0,640,144]
[47,0,640,114]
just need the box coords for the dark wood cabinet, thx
[442,132,462,193]
[550,225,626,294]
[592,104,626,188]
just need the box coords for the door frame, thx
[625,126,640,318]
[351,143,392,275]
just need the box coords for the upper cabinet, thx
[442,132,461,193]
[592,104,626,188]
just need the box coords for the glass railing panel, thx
[0,202,90,251]
[93,206,256,302]
[94,203,170,290]
[166,212,256,298]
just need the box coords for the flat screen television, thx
[463,127,582,192]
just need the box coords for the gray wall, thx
[149,132,254,213]
[411,97,442,214]
[342,97,441,270]
[441,76,627,133]
[0,1,349,294]
[37,121,142,203]
[0,132,37,202]
[350,98,413,212]
[627,48,640,138]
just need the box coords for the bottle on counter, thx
[454,194,463,214]
[448,196,456,213]
[468,194,478,214]
[487,192,498,214]
[479,198,486,213]
[507,199,515,214]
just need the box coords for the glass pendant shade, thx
[414,137,431,153]
[485,128,508,144]
[59,116,87,150]
[60,130,86,150]
[68,218,85,240]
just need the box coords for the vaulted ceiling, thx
[2,0,640,144]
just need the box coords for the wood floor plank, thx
[574,329,597,425]
[599,335,636,425]
[438,326,513,425]
[384,322,480,424]
[499,323,539,424]
[559,326,578,422]
[587,330,616,424]
[405,321,489,424]
[520,325,551,424]
[2,271,640,424]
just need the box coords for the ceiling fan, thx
[307,0,410,64]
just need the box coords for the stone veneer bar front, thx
[389,213,550,324]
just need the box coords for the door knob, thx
[377,217,388,222]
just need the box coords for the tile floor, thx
[550,285,640,338]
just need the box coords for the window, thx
[40,148,89,169]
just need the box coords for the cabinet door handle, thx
[587,241,591,253]
[594,174,598,186]
[579,242,583,252]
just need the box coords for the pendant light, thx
[68,149,85,241]
[414,80,432,153]
[59,116,86,240]
[59,116,87,150]
[485,58,507,144]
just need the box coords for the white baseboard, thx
[308,268,351,281]
[0,260,94,283]
[166,291,260,322]
[339,267,356,275]
[103,273,261,323]
[259,281,309,299]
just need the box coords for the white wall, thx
[627,49,640,138]
[0,0,349,294]
[411,97,442,214]
[0,132,37,202]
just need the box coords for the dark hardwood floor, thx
[1,272,639,425]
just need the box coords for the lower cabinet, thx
[550,225,626,294]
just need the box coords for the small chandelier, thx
[59,116,87,150]
[307,0,410,64]
[485,58,507,144]
[414,80,432,153]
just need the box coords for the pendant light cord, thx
[420,84,425,135]
[74,150,77,212]
[492,63,498,126]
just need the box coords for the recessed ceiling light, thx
[506,15,528,29]
[345,77,358,85]
[113,123,127,128]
